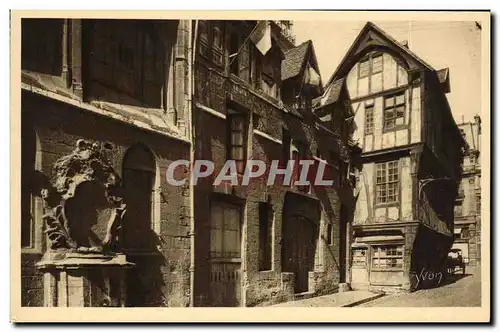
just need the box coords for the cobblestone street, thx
[359,266,482,307]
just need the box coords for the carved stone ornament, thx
[42,139,126,253]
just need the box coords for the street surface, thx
[359,266,482,307]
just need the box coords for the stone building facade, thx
[20,19,193,307]
[20,19,361,307]
[315,22,466,292]
[192,20,360,306]
[453,116,482,266]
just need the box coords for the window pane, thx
[359,59,370,77]
[395,94,405,105]
[231,117,244,130]
[385,97,395,108]
[385,119,395,129]
[385,109,394,120]
[365,106,374,134]
[372,245,403,269]
[231,147,244,160]
[372,55,383,73]
[231,132,244,146]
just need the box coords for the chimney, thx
[474,114,481,125]
[474,114,482,135]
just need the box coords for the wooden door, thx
[282,215,318,293]
[209,202,242,306]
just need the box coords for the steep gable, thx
[325,22,435,87]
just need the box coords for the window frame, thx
[358,53,384,79]
[371,54,383,74]
[352,248,368,268]
[198,20,225,68]
[358,58,370,79]
[364,104,374,135]
[371,244,404,271]
[383,92,406,132]
[227,109,248,174]
[375,160,400,206]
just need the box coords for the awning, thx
[355,235,404,243]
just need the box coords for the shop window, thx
[376,161,399,204]
[372,245,403,269]
[352,248,367,267]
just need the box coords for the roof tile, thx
[281,40,310,81]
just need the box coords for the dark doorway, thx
[282,215,318,293]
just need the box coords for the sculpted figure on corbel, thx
[41,139,126,254]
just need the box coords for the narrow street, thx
[359,266,482,307]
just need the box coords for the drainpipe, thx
[188,19,197,307]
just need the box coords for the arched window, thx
[122,143,156,251]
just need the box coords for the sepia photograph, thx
[10,10,490,322]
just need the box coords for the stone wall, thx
[21,91,192,307]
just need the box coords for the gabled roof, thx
[281,40,310,81]
[281,40,321,83]
[312,77,345,110]
[325,21,435,87]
